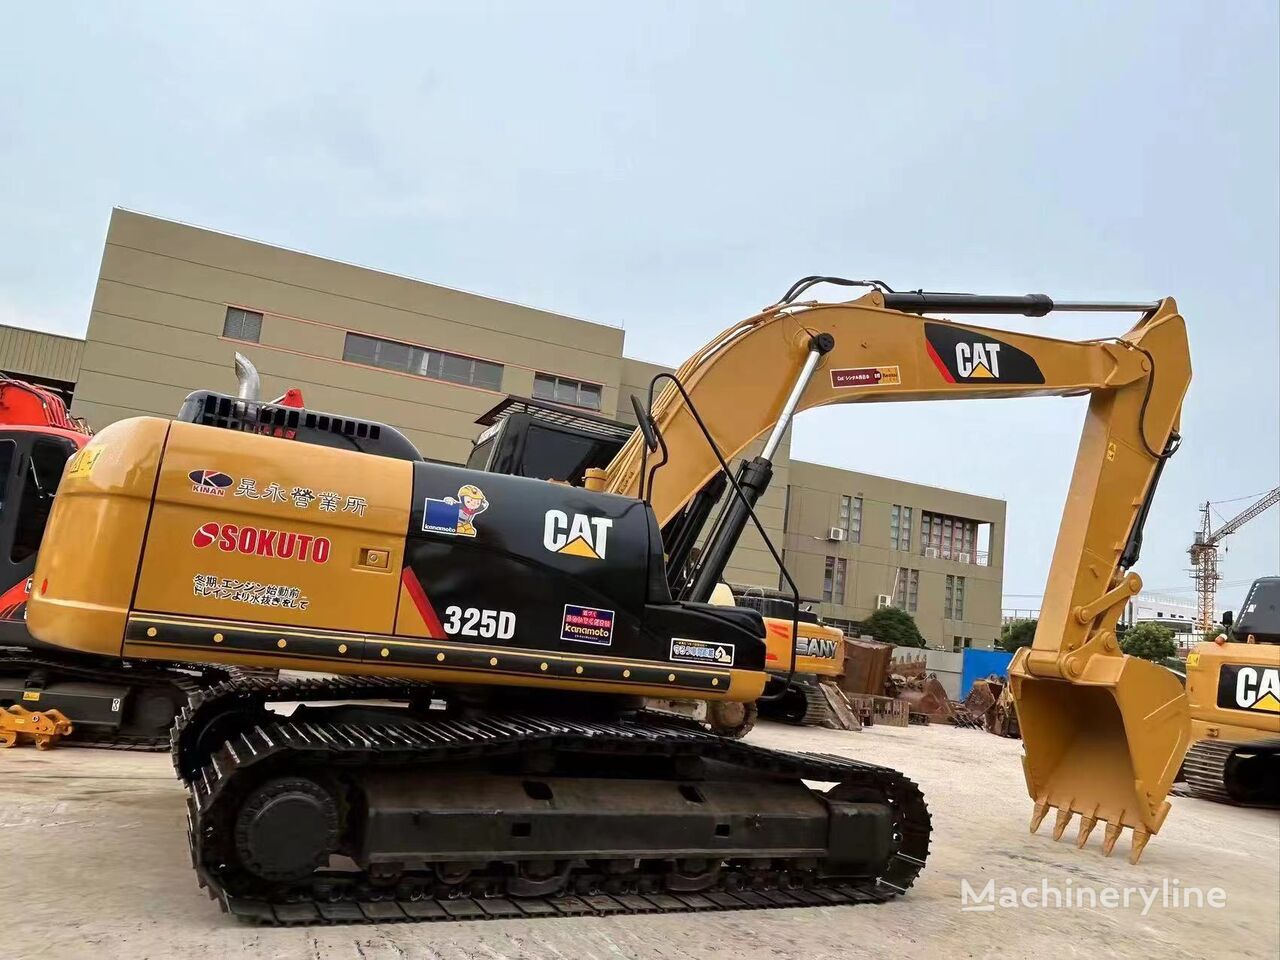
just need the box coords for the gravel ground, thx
[1,719,1276,960]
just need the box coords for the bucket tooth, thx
[1129,828,1151,865]
[1076,815,1098,849]
[1101,822,1123,857]
[1029,800,1051,834]
[1052,808,1072,841]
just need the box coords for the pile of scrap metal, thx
[959,674,1021,738]
[885,665,956,724]
[835,637,908,727]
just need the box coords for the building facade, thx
[10,209,1006,648]
[781,461,1005,650]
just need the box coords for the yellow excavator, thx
[27,279,1191,925]
[462,395,847,735]
[1181,577,1280,805]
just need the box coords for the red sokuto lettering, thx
[191,522,331,563]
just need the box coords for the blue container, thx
[961,648,1014,697]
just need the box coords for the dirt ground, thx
[1,719,1276,960]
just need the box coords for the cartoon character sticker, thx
[422,484,489,538]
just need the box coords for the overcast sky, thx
[2,2,1277,607]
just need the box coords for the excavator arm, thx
[602,284,1192,862]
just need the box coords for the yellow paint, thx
[557,537,600,559]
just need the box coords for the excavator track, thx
[0,649,228,751]
[761,676,830,727]
[176,678,930,926]
[1182,737,1280,807]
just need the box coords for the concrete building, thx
[3,209,1006,648]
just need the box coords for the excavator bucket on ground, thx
[1010,649,1189,863]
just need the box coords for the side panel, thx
[763,619,844,678]
[128,421,411,661]
[27,419,168,657]
[400,463,652,659]
[1186,643,1280,738]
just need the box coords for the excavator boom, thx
[604,284,1192,862]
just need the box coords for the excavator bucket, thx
[1008,649,1190,863]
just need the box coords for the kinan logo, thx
[924,322,1045,385]
[188,469,234,497]
[1218,664,1280,714]
[543,510,613,560]
[192,522,331,564]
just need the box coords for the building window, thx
[952,636,973,652]
[223,307,263,343]
[920,510,978,562]
[533,373,602,411]
[824,616,860,635]
[945,575,966,619]
[343,333,504,391]
[890,504,913,550]
[838,495,862,542]
[823,556,847,604]
[893,567,919,613]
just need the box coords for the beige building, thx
[780,461,1005,651]
[4,209,1005,649]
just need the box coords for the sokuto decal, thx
[670,638,735,667]
[192,522,331,563]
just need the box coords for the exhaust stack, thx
[233,352,260,401]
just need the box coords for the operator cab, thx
[466,396,632,484]
[1223,578,1280,645]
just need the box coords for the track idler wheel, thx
[705,700,758,739]
[233,777,340,882]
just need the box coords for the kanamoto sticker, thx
[830,365,901,389]
[561,605,615,645]
[423,484,489,538]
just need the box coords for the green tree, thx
[998,618,1037,653]
[1119,622,1178,662]
[861,607,926,648]
[1202,627,1226,643]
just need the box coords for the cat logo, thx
[954,342,1001,378]
[543,510,613,560]
[924,322,1045,385]
[1217,664,1280,714]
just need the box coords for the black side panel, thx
[407,463,657,661]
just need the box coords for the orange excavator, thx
[25,280,1192,925]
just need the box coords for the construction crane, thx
[1188,487,1280,632]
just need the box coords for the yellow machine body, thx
[30,418,767,704]
[1185,640,1280,743]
